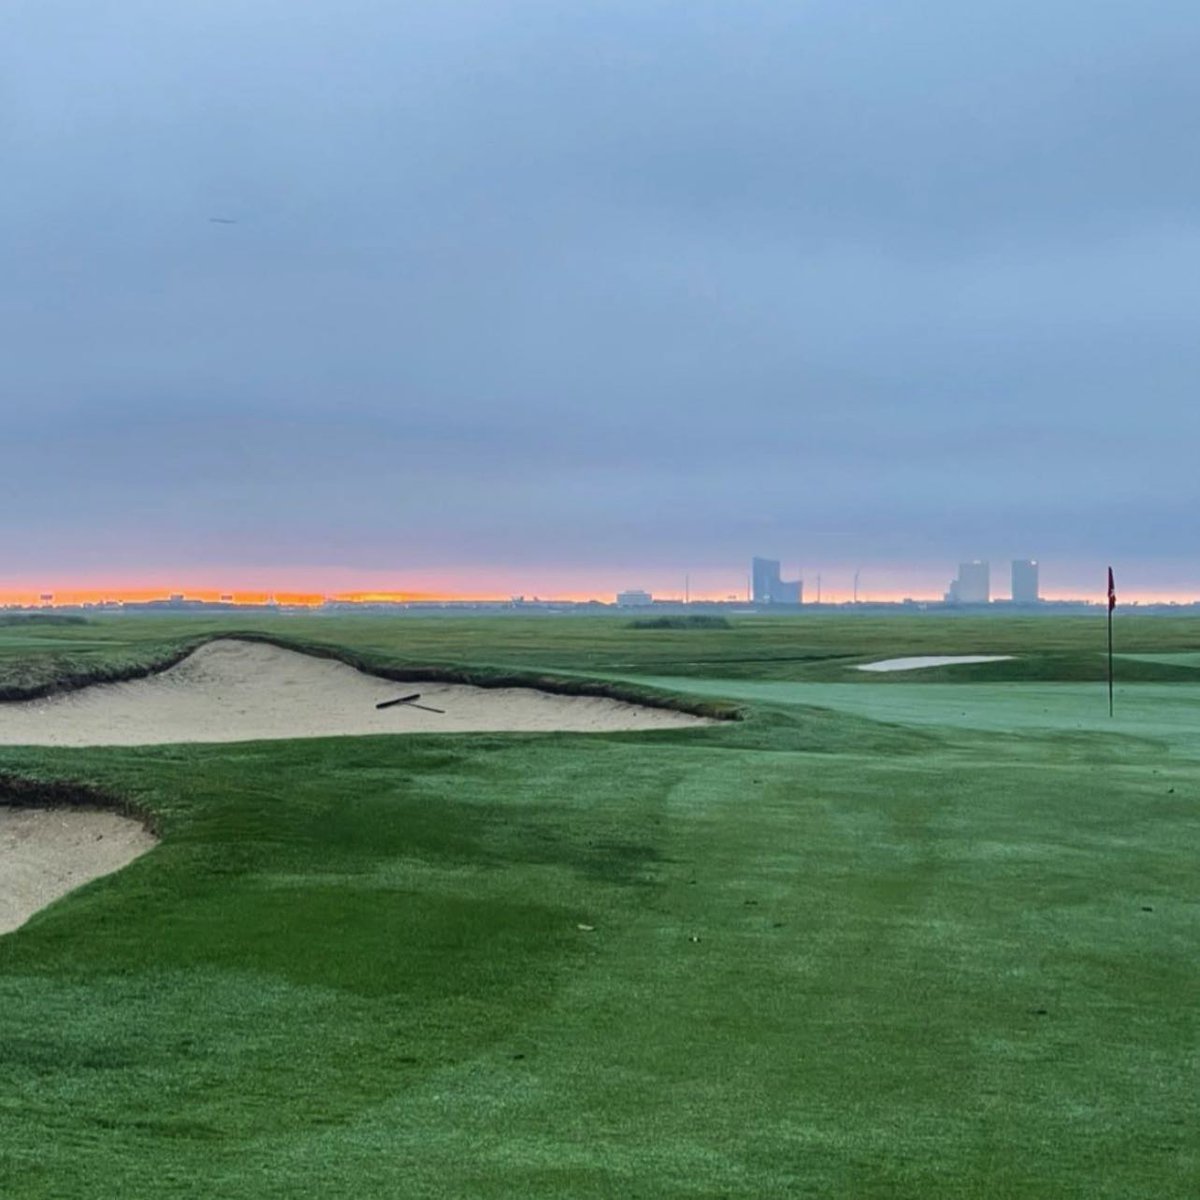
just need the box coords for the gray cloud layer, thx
[4,1,1198,592]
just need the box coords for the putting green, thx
[611,674,1200,746]
[1116,651,1200,667]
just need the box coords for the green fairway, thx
[1,616,1197,1197]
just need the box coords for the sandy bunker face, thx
[0,807,156,935]
[0,639,712,747]
[857,655,1014,673]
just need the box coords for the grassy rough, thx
[0,613,90,627]
[0,615,1197,1198]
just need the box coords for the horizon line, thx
[2,586,1198,608]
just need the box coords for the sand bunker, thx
[0,639,711,747]
[857,655,1013,673]
[0,807,156,934]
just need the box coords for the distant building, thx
[947,561,990,604]
[1011,559,1039,604]
[752,557,779,604]
[751,557,803,605]
[775,579,801,604]
[616,589,653,607]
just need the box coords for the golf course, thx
[0,613,1196,1197]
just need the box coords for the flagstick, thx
[1106,566,1117,717]
[1107,602,1114,718]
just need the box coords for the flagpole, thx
[1107,602,1113,718]
[1107,566,1115,718]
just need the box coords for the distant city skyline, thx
[0,559,1187,608]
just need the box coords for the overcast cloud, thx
[3,0,1199,597]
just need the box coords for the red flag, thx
[1107,567,1116,613]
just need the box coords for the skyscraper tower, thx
[956,561,990,604]
[751,557,802,604]
[1011,559,1039,604]
[752,557,782,604]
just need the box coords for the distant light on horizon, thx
[1,571,1196,610]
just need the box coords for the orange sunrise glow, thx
[1,581,1197,609]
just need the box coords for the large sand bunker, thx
[0,639,712,746]
[857,655,1014,672]
[0,807,156,934]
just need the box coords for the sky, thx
[3,0,1200,603]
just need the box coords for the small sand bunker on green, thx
[857,655,1013,673]
[0,639,712,747]
[0,807,156,934]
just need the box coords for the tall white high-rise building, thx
[955,561,990,604]
[1011,560,1039,604]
